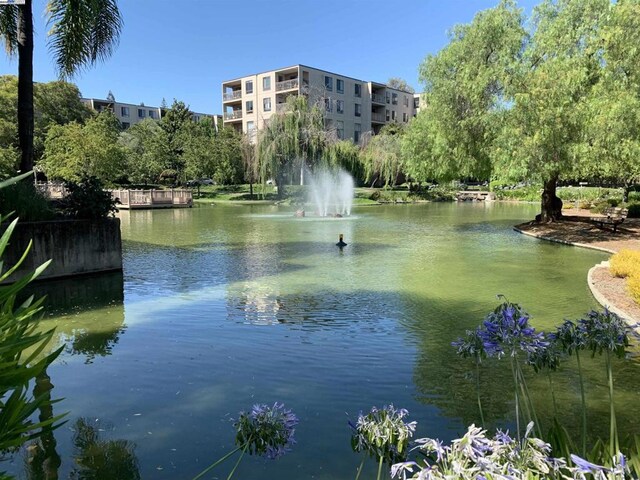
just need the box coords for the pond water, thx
[8,202,640,479]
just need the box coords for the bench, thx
[590,207,628,232]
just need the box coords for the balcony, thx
[223,111,243,121]
[276,78,299,92]
[371,112,386,123]
[223,90,242,102]
[371,93,386,105]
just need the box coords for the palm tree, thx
[0,0,123,174]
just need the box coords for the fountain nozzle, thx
[336,234,347,248]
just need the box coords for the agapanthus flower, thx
[476,301,548,359]
[234,402,298,459]
[554,320,587,355]
[527,335,563,372]
[452,327,486,360]
[578,309,629,358]
[350,405,417,465]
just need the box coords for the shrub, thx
[58,176,117,220]
[627,203,640,218]
[628,275,640,304]
[609,250,640,279]
[0,181,55,222]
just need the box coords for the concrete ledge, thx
[513,226,617,254]
[588,262,640,332]
[3,218,122,283]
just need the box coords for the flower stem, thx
[606,351,619,455]
[510,355,520,439]
[226,437,251,480]
[575,350,587,457]
[547,372,558,418]
[354,457,365,480]
[517,361,540,436]
[192,444,244,480]
[476,357,485,427]
[376,455,384,480]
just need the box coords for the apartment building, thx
[221,64,417,144]
[81,98,220,130]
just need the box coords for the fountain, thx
[307,167,354,217]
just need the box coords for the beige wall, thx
[222,64,418,143]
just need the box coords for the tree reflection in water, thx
[69,418,140,480]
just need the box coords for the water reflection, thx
[69,418,140,480]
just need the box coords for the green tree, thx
[386,77,415,94]
[495,0,609,221]
[120,119,171,185]
[41,110,126,183]
[0,0,122,175]
[361,123,406,187]
[0,75,90,178]
[578,0,640,203]
[241,133,259,197]
[256,95,326,198]
[403,0,524,186]
[160,99,193,179]
[326,140,362,183]
[211,126,243,185]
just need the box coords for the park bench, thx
[590,207,628,233]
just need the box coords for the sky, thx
[0,0,539,115]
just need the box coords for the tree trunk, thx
[622,183,630,204]
[249,181,253,198]
[276,172,286,200]
[17,0,34,174]
[539,175,563,222]
[30,370,61,479]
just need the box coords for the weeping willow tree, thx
[256,95,327,198]
[360,123,405,187]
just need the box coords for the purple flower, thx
[570,454,607,474]
[235,402,298,459]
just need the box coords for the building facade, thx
[221,64,417,143]
[81,98,219,129]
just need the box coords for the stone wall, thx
[3,218,122,283]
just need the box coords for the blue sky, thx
[1,0,538,114]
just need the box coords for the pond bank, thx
[514,208,640,329]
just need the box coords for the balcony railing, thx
[276,78,299,92]
[371,93,386,104]
[224,111,243,120]
[223,90,242,101]
[371,112,386,123]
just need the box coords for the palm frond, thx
[46,0,122,78]
[0,5,19,56]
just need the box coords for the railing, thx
[36,181,68,199]
[276,78,299,92]
[371,112,386,123]
[371,93,386,104]
[224,111,243,120]
[223,90,242,101]
[110,189,193,209]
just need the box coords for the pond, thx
[9,202,640,479]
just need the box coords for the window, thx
[149,110,156,119]
[120,106,129,117]
[336,79,344,94]
[354,83,361,97]
[386,109,390,121]
[138,108,145,118]
[391,110,396,120]
[354,123,361,143]
[246,100,254,113]
[392,93,398,105]
[337,120,344,139]
[325,75,333,91]
[336,100,344,114]
[386,92,391,104]
[324,97,333,113]
[414,97,420,109]
[263,97,271,112]
[404,96,409,107]
[122,122,130,129]
[403,112,408,122]
[354,103,361,117]
[246,121,255,132]
[262,76,271,91]
[246,80,253,94]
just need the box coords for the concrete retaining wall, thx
[3,218,122,283]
